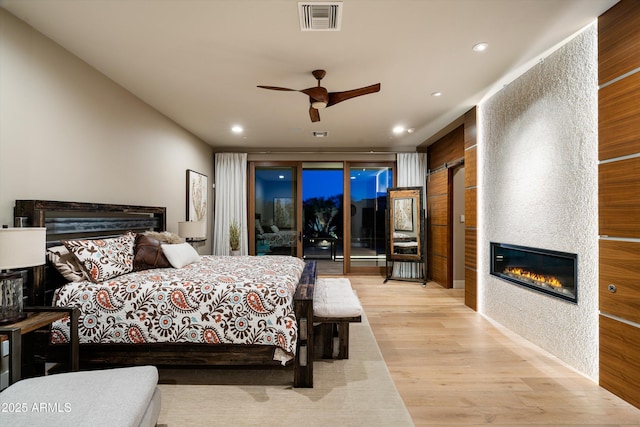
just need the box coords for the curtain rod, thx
[222,150,418,154]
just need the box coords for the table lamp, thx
[0,226,46,324]
[178,221,206,246]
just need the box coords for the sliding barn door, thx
[426,168,451,287]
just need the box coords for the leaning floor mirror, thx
[384,186,426,284]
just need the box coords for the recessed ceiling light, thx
[392,126,405,134]
[431,92,442,97]
[472,42,488,52]
[231,125,243,134]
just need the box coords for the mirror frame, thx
[386,186,423,261]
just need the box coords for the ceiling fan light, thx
[311,101,327,109]
[472,42,489,52]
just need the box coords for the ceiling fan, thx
[257,69,381,122]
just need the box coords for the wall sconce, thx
[178,221,206,247]
[0,226,46,324]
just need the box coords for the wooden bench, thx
[313,278,362,359]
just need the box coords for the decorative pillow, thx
[270,225,280,233]
[143,231,184,244]
[161,243,201,268]
[133,234,171,271]
[47,245,89,282]
[63,232,136,283]
[256,221,265,235]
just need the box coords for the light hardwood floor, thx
[343,275,640,426]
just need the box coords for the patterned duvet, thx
[51,255,306,362]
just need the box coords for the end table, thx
[0,306,78,385]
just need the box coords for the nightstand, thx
[0,334,8,389]
[0,306,78,386]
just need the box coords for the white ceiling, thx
[0,0,618,152]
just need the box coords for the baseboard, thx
[453,280,465,289]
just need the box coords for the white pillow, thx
[270,225,280,233]
[161,243,201,268]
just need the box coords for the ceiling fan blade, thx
[257,85,297,91]
[327,83,381,107]
[300,86,329,103]
[259,71,379,122]
[309,106,320,122]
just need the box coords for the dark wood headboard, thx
[14,200,166,305]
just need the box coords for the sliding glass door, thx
[249,163,302,258]
[302,163,344,273]
[345,163,394,274]
[249,161,394,275]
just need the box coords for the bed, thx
[14,200,316,388]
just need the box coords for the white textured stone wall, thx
[478,24,599,379]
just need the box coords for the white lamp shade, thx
[0,227,46,270]
[178,221,206,239]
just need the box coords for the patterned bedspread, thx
[51,255,306,361]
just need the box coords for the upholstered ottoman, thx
[0,365,161,427]
[313,278,363,359]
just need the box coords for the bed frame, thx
[14,200,316,388]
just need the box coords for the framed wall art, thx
[186,169,207,224]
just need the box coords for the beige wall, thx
[0,10,214,253]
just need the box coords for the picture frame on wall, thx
[186,169,207,224]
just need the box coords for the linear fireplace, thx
[490,242,577,303]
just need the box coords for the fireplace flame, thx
[504,267,563,288]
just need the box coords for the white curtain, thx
[213,153,248,255]
[393,152,428,279]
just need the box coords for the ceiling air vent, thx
[299,2,342,31]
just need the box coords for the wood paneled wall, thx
[428,126,464,170]
[427,169,450,286]
[463,108,477,310]
[598,0,640,409]
[425,122,470,291]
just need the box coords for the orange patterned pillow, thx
[63,232,136,283]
